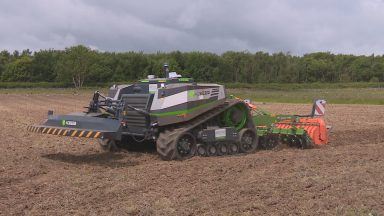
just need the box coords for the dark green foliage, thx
[2,56,33,82]
[55,45,98,88]
[0,82,70,88]
[0,45,383,87]
[30,50,60,82]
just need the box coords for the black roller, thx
[217,143,228,156]
[260,134,279,150]
[207,144,217,156]
[288,135,302,148]
[228,143,239,155]
[196,144,207,157]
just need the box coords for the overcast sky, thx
[1,0,384,55]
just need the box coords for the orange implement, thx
[274,117,328,145]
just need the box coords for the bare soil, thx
[1,93,383,215]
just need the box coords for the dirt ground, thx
[1,92,383,215]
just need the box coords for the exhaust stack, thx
[163,63,169,78]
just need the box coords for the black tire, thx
[156,131,197,160]
[156,129,176,160]
[238,129,258,153]
[228,143,239,155]
[98,139,120,152]
[217,143,228,156]
[174,132,197,160]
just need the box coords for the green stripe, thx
[178,78,191,82]
[150,100,219,117]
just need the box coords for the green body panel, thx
[221,104,248,130]
[253,112,307,137]
[271,127,305,135]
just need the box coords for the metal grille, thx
[121,94,151,128]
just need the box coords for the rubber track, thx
[156,99,243,160]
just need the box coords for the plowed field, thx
[1,93,383,215]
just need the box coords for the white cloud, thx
[1,0,384,55]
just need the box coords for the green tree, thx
[30,50,60,82]
[55,45,97,88]
[0,50,11,78]
[0,46,382,85]
[1,55,33,81]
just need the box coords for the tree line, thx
[0,45,383,88]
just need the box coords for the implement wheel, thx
[301,134,314,149]
[238,129,258,153]
[261,135,280,150]
[290,134,313,149]
[288,136,302,148]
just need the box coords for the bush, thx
[224,82,383,90]
[0,82,70,88]
[369,77,380,83]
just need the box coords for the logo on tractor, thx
[188,89,210,100]
[188,90,196,98]
[61,120,77,126]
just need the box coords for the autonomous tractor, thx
[28,64,329,160]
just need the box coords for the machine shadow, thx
[42,152,140,168]
[119,138,157,154]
